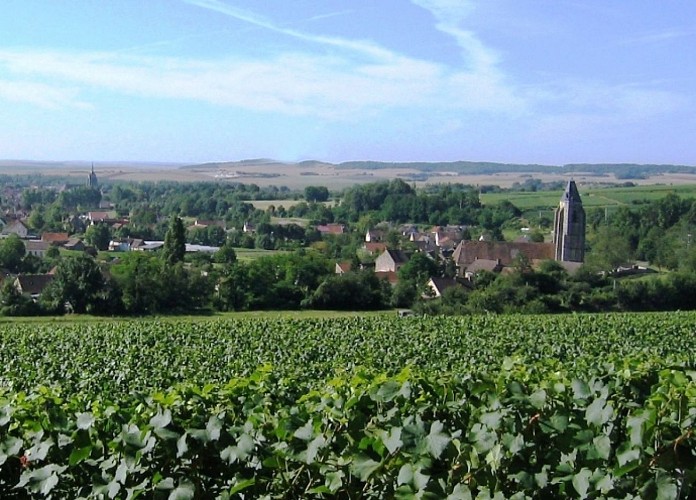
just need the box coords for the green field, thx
[249,199,335,210]
[1,313,695,497]
[481,183,696,211]
[231,247,286,261]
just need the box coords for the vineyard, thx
[1,313,695,497]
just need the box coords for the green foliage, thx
[0,280,39,316]
[111,253,210,314]
[0,235,26,272]
[398,253,439,283]
[163,217,186,265]
[40,255,112,314]
[307,271,391,310]
[84,223,111,251]
[304,185,329,203]
[1,312,696,496]
[213,241,237,265]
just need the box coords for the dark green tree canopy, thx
[41,255,108,314]
[0,235,26,272]
[85,223,112,251]
[163,216,186,265]
[304,186,330,203]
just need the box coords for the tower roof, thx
[561,180,581,202]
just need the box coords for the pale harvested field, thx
[2,161,696,189]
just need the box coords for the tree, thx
[85,223,111,251]
[0,235,26,272]
[0,279,39,316]
[163,216,186,265]
[28,207,46,231]
[214,241,237,265]
[307,272,390,310]
[46,245,60,260]
[111,253,163,314]
[41,255,109,314]
[304,186,329,203]
[398,252,439,283]
[216,263,252,311]
[586,226,632,271]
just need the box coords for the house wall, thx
[375,252,396,272]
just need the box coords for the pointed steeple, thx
[561,179,582,203]
[553,180,585,262]
[87,163,98,188]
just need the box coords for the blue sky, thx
[1,1,695,165]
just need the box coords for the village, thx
[4,165,676,316]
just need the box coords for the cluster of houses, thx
[0,211,228,301]
[2,172,588,307]
[336,181,587,298]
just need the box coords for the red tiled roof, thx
[41,232,70,243]
[335,261,352,273]
[316,224,346,235]
[453,241,555,267]
[363,242,387,253]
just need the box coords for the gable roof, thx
[1,220,27,234]
[316,223,346,235]
[453,241,555,268]
[382,248,409,265]
[427,277,469,296]
[41,232,70,243]
[363,242,387,254]
[15,274,54,295]
[465,258,504,274]
[335,261,352,274]
[25,240,51,252]
[88,211,118,221]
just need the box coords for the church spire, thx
[87,163,98,188]
[553,180,585,262]
[561,178,581,202]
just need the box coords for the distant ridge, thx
[181,159,696,180]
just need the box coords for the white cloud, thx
[528,79,686,120]
[0,1,685,130]
[0,79,89,109]
[0,44,524,119]
[183,0,396,61]
[410,0,498,72]
[620,28,696,46]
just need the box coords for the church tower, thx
[553,180,585,262]
[87,163,98,188]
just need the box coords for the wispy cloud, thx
[410,0,497,72]
[183,0,395,60]
[303,10,354,24]
[0,0,525,118]
[0,79,89,109]
[620,28,696,46]
[0,1,686,133]
[0,47,521,118]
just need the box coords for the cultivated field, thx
[5,160,696,190]
[481,182,696,211]
[1,312,695,497]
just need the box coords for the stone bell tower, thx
[553,180,585,262]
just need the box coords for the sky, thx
[1,1,695,165]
